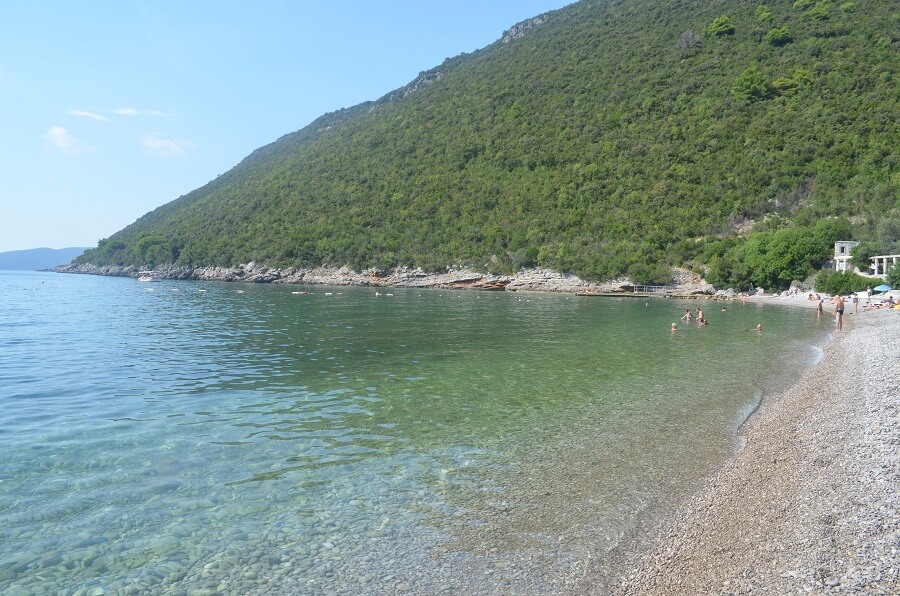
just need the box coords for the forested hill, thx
[77,0,898,288]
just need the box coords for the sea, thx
[0,270,828,594]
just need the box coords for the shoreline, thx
[52,262,719,297]
[602,307,899,594]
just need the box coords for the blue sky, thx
[0,1,571,253]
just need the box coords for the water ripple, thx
[0,271,827,593]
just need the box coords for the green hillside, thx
[77,0,899,289]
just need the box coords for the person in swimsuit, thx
[680,309,693,322]
[834,295,845,330]
[696,307,705,323]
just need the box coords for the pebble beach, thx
[609,301,900,594]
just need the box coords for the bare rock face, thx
[504,269,596,293]
[501,15,549,43]
[669,267,715,296]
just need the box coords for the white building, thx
[833,241,858,273]
[870,254,900,276]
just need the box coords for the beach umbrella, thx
[873,284,891,292]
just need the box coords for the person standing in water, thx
[834,295,845,330]
[680,309,693,322]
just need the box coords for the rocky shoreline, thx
[604,308,900,594]
[53,262,718,297]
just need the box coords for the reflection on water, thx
[0,271,824,593]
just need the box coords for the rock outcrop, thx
[54,262,720,297]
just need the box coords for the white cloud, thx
[115,108,165,117]
[43,126,89,155]
[69,110,108,122]
[141,133,192,158]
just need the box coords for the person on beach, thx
[834,295,845,330]
[817,296,824,320]
[681,309,693,322]
[867,285,872,300]
[852,293,859,314]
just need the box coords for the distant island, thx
[0,247,89,271]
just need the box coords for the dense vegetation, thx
[77,0,899,289]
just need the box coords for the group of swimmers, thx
[669,305,757,332]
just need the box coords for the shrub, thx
[732,66,772,101]
[805,1,833,20]
[765,27,793,45]
[705,16,735,37]
[772,77,799,95]
[840,2,857,12]
[815,270,870,294]
[627,261,672,285]
[887,265,900,289]
[755,5,773,21]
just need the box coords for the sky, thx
[0,1,572,253]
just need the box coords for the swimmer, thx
[696,307,705,323]
[755,323,762,332]
[671,322,677,332]
[680,309,693,322]
[721,306,727,312]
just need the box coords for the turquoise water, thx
[0,271,826,593]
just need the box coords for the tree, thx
[765,27,793,46]
[755,5,774,21]
[676,30,701,50]
[704,16,735,37]
[851,241,884,271]
[732,67,772,101]
[887,264,900,289]
[805,1,833,20]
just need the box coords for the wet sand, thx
[606,306,899,594]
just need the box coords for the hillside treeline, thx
[77,0,898,289]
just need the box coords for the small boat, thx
[138,271,159,282]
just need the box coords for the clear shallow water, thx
[0,271,827,593]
